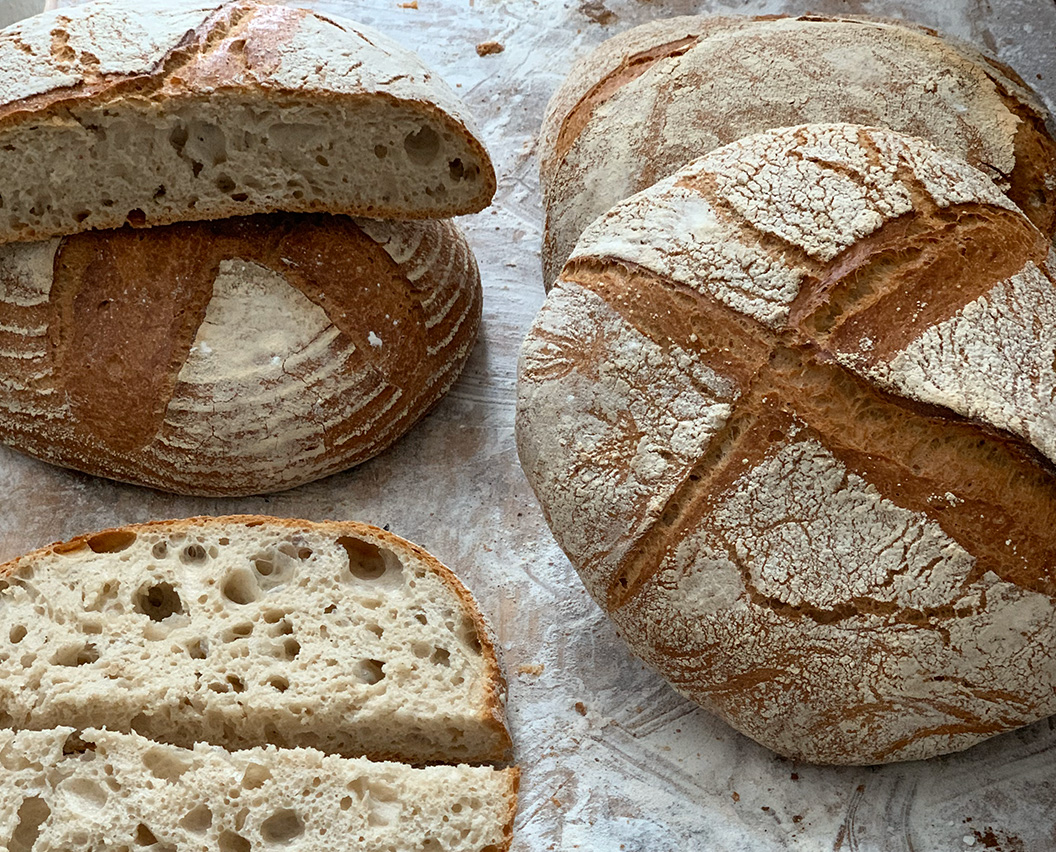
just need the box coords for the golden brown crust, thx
[0,213,482,495]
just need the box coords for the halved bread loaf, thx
[0,516,511,765]
[0,727,518,852]
[517,124,1056,764]
[0,0,496,244]
[539,15,1056,287]
[0,213,481,495]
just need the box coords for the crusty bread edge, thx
[0,514,514,765]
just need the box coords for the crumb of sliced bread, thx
[0,727,518,852]
[0,516,511,765]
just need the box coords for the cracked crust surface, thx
[0,213,481,496]
[516,124,1056,764]
[0,0,496,242]
[539,14,1056,288]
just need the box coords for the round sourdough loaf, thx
[517,124,1056,764]
[0,213,481,495]
[0,0,496,243]
[539,15,1056,287]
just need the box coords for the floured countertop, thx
[13,0,1056,849]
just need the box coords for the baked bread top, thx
[539,15,1056,286]
[0,213,481,495]
[0,0,496,242]
[518,124,1056,763]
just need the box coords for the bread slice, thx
[0,727,518,852]
[0,516,511,765]
[0,213,481,496]
[0,0,495,244]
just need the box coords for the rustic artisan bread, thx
[0,727,517,852]
[0,516,512,765]
[539,15,1056,287]
[0,0,495,244]
[517,124,1056,764]
[0,212,480,495]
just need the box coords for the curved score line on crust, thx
[561,187,1056,615]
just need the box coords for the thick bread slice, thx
[0,0,495,243]
[0,213,481,496]
[0,516,511,765]
[0,727,518,852]
[517,124,1056,764]
[539,15,1056,286]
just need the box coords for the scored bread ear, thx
[0,0,495,243]
[518,124,1056,764]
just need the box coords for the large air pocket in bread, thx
[518,124,1056,764]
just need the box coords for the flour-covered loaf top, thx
[0,0,495,241]
[539,14,1056,286]
[517,124,1056,764]
[0,515,512,765]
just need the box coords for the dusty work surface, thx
[10,0,1056,849]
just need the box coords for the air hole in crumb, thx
[218,830,251,852]
[152,185,166,200]
[339,796,352,811]
[404,126,440,165]
[338,537,387,581]
[262,609,285,624]
[261,809,304,843]
[431,647,450,667]
[73,210,90,223]
[87,529,137,553]
[254,558,275,577]
[227,675,246,693]
[216,174,236,193]
[366,623,383,639]
[134,823,157,845]
[323,604,336,614]
[282,639,300,660]
[126,209,146,227]
[373,144,387,159]
[449,158,465,181]
[267,675,288,692]
[134,582,183,621]
[353,659,385,685]
[415,613,428,625]
[151,542,168,559]
[62,732,96,755]
[241,763,272,790]
[229,623,253,639]
[179,804,212,832]
[316,154,329,166]
[231,192,248,201]
[181,544,208,564]
[9,796,49,852]
[412,642,430,659]
[221,570,259,605]
[219,537,230,546]
[9,625,26,643]
[142,746,192,782]
[186,639,207,659]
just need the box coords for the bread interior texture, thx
[0,93,486,241]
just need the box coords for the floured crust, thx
[539,14,1056,287]
[517,124,1056,764]
[0,213,482,496]
[0,514,513,764]
[0,0,496,241]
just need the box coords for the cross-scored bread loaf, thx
[0,0,496,244]
[539,15,1056,287]
[0,516,511,766]
[0,212,480,495]
[0,727,517,852]
[517,124,1056,764]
